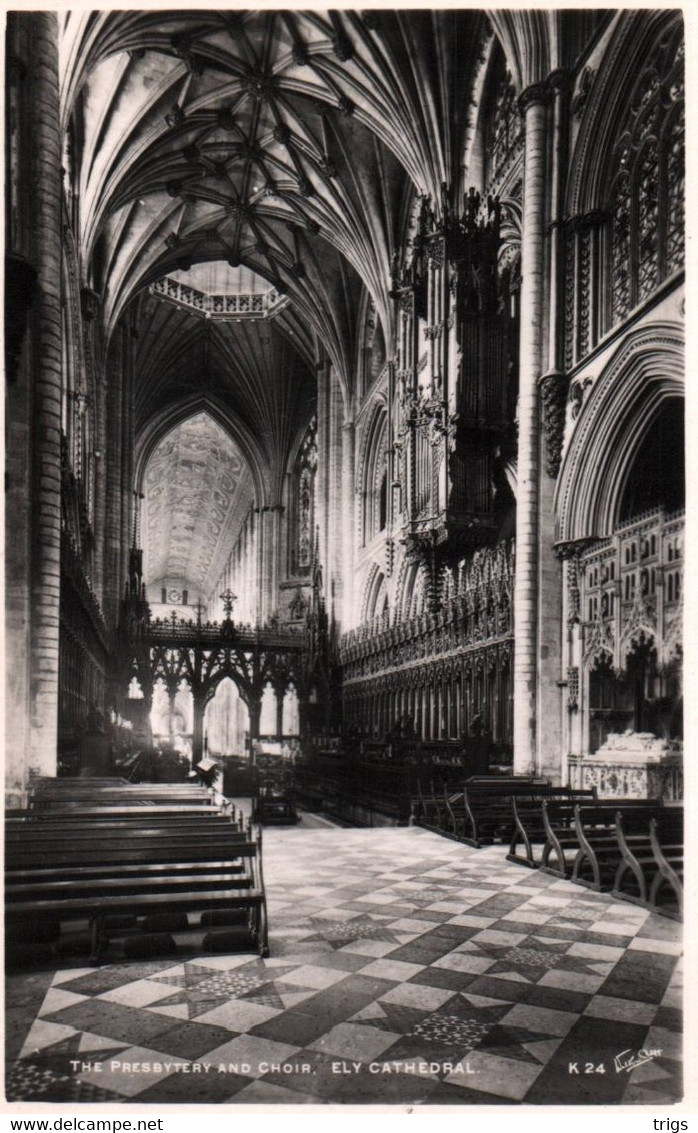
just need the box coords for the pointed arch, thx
[356,398,389,547]
[555,325,684,545]
[134,392,268,506]
[568,10,683,217]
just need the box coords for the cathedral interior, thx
[5,8,685,1109]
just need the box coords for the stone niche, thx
[570,731,683,800]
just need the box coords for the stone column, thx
[513,82,550,774]
[258,507,272,623]
[327,371,345,623]
[119,325,136,612]
[315,359,330,591]
[92,373,108,607]
[103,334,125,630]
[275,685,284,740]
[254,507,265,624]
[25,14,63,780]
[191,690,205,764]
[168,686,177,742]
[341,420,356,626]
[537,72,570,783]
[270,504,282,615]
[5,22,33,802]
[247,695,262,764]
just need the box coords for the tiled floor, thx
[6,820,683,1106]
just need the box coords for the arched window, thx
[361,405,388,545]
[365,569,388,626]
[409,567,427,620]
[608,24,684,328]
[379,469,387,531]
[483,47,522,189]
[293,417,317,573]
[618,398,684,522]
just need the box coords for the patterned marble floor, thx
[6,820,682,1106]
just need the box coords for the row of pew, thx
[416,776,683,920]
[6,778,270,967]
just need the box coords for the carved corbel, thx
[539,370,569,477]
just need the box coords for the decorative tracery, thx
[488,67,522,187]
[609,24,684,327]
[294,417,317,575]
[360,404,389,546]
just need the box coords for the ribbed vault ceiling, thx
[61,9,492,383]
[57,10,614,601]
[143,411,253,597]
[57,10,499,598]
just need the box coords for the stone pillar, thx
[275,686,284,740]
[191,690,205,764]
[5,27,33,802]
[103,335,125,630]
[258,508,271,623]
[315,360,330,590]
[247,695,262,764]
[23,14,63,781]
[327,371,345,623]
[536,72,570,783]
[168,687,177,741]
[92,374,108,608]
[254,507,269,625]
[270,505,282,615]
[119,325,136,613]
[513,82,550,774]
[341,421,356,626]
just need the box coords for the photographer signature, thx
[614,1048,662,1073]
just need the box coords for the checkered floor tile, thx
[5,816,682,1105]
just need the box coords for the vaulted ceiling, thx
[58,10,608,597]
[133,277,317,499]
[58,9,498,595]
[143,411,253,597]
[60,10,494,379]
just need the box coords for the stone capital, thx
[518,80,552,116]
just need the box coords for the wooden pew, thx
[6,823,269,962]
[454,777,552,847]
[648,813,684,920]
[571,802,661,890]
[540,799,662,879]
[7,860,250,884]
[415,780,447,830]
[442,787,472,839]
[31,780,209,793]
[506,788,597,867]
[611,808,683,917]
[7,807,242,828]
[28,779,215,803]
[30,777,130,789]
[5,825,251,850]
[6,830,254,863]
[30,789,216,810]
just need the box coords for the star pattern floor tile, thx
[5,818,682,1106]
